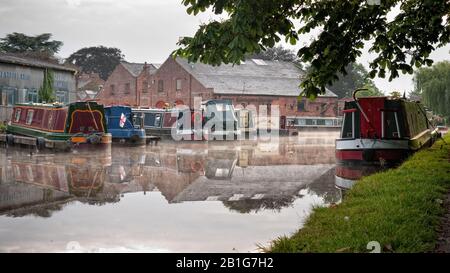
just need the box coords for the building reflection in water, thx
[0,134,341,218]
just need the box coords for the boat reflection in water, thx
[0,132,342,252]
[335,164,388,190]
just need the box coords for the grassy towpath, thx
[270,133,450,253]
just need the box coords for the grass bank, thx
[270,134,450,253]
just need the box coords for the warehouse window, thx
[26,89,38,103]
[176,79,182,91]
[158,80,164,92]
[124,83,130,94]
[56,91,67,103]
[297,100,305,111]
[142,81,148,93]
[110,84,115,95]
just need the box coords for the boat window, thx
[47,111,54,128]
[14,109,22,122]
[26,110,34,125]
[317,119,326,126]
[215,168,230,177]
[154,114,162,127]
[144,113,156,127]
[296,119,306,126]
[341,113,353,138]
[383,111,400,139]
[163,112,177,128]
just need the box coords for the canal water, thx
[0,132,341,252]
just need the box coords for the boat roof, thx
[14,101,103,109]
[14,102,65,108]
[132,107,190,113]
[105,105,132,110]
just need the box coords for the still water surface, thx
[0,133,341,252]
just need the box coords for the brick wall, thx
[96,57,338,118]
[96,64,137,106]
[148,57,337,116]
[214,94,338,117]
[147,57,213,108]
[136,65,151,107]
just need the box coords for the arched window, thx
[175,100,184,106]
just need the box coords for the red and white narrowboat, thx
[336,89,440,167]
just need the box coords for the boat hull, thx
[335,127,439,166]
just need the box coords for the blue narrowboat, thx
[104,106,146,144]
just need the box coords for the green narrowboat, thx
[5,101,112,150]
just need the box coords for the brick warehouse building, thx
[96,56,340,128]
[146,56,340,127]
[96,62,159,107]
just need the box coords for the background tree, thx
[176,0,450,98]
[0,32,62,61]
[38,69,55,103]
[408,88,422,101]
[247,45,302,69]
[325,63,383,98]
[66,46,125,80]
[414,61,450,119]
[247,45,296,61]
[389,90,403,99]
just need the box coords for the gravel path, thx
[434,150,450,253]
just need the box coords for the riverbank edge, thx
[269,133,450,253]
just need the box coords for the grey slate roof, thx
[121,62,158,77]
[175,57,337,97]
[0,53,77,73]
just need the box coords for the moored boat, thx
[132,107,186,139]
[5,101,112,150]
[335,89,440,167]
[132,99,240,141]
[104,106,146,145]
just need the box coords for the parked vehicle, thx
[336,89,440,167]
[104,106,146,145]
[4,101,112,150]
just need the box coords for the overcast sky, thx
[1,0,449,94]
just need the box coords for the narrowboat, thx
[201,99,240,140]
[5,101,112,150]
[336,89,440,167]
[104,106,146,145]
[133,99,240,141]
[235,108,256,136]
[132,108,187,139]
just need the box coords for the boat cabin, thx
[6,101,111,149]
[104,106,146,144]
[336,93,439,167]
[132,99,240,140]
